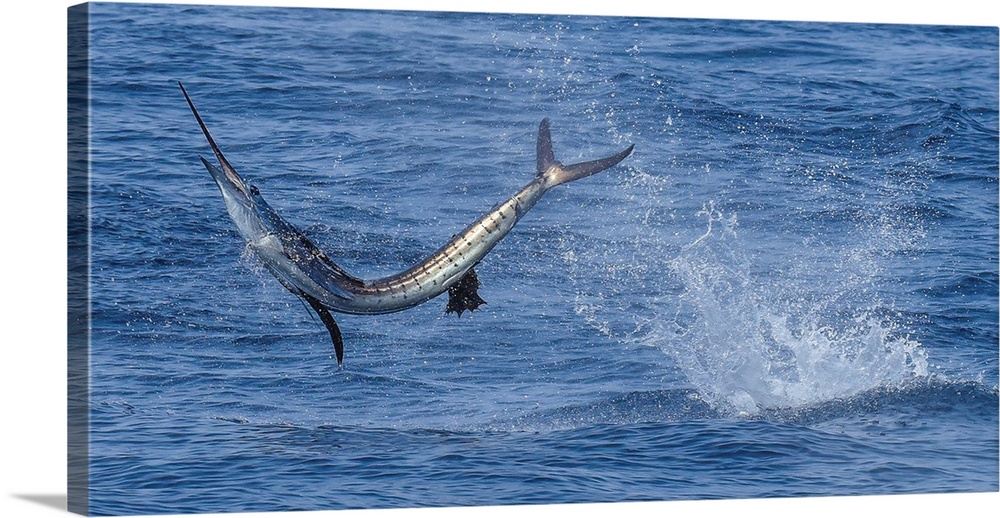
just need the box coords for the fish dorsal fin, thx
[446,267,486,316]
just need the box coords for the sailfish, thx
[180,82,634,365]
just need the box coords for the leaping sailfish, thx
[180,82,634,365]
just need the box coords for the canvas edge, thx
[67,2,91,516]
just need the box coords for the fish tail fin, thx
[536,118,634,189]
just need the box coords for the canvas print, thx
[68,2,999,516]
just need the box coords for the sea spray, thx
[560,181,931,417]
[643,202,928,415]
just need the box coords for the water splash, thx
[643,202,928,416]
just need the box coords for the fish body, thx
[180,82,634,364]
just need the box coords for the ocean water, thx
[82,3,998,515]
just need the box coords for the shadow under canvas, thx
[13,494,67,512]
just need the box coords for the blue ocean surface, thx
[84,3,998,515]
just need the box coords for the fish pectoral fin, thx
[279,231,362,302]
[446,268,487,317]
[303,294,345,366]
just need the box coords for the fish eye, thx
[250,185,260,196]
